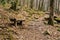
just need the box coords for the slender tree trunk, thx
[58,0,59,15]
[27,0,28,7]
[47,0,50,11]
[38,0,41,10]
[18,0,21,6]
[10,1,17,11]
[40,0,44,11]
[23,0,25,6]
[48,0,54,26]
[36,0,38,9]
[30,0,34,8]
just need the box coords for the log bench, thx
[9,18,25,27]
[17,20,25,26]
[9,18,16,26]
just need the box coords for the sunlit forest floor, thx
[0,6,60,40]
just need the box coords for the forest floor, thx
[0,7,60,40]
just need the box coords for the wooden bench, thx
[9,18,16,26]
[17,20,25,26]
[9,18,25,27]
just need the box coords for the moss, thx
[55,18,60,20]
[57,28,60,32]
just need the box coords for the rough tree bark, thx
[38,0,41,10]
[48,0,54,26]
[40,0,44,11]
[30,0,34,8]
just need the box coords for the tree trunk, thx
[38,0,41,10]
[48,0,54,26]
[10,1,17,11]
[30,0,34,8]
[40,0,44,11]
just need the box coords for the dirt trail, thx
[0,9,60,40]
[10,13,60,40]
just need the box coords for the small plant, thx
[57,28,60,32]
[54,17,60,23]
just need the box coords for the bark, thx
[10,1,17,11]
[48,0,54,26]
[30,0,34,8]
[38,0,41,10]
[40,0,44,11]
